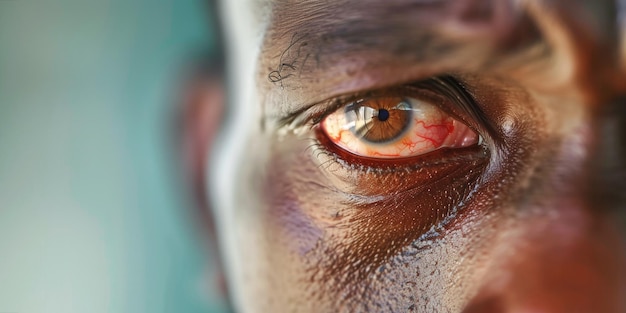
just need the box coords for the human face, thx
[210,0,626,312]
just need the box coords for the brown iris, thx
[345,96,413,143]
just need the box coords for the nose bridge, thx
[526,0,626,238]
[555,0,626,226]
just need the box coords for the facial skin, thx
[209,0,626,312]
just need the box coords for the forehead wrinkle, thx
[265,0,453,55]
[258,1,463,99]
[262,0,533,58]
[258,0,545,116]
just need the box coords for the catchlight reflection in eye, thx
[321,96,479,158]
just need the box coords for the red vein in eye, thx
[328,128,347,143]
[400,137,418,150]
[414,118,455,148]
[365,148,401,157]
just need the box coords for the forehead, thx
[220,0,625,113]
[235,0,533,58]
[251,0,540,114]
[223,0,618,37]
[222,0,622,62]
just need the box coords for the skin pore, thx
[209,0,626,312]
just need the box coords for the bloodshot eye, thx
[320,96,479,159]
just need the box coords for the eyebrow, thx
[258,0,544,116]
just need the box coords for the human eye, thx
[292,76,491,181]
[320,94,479,159]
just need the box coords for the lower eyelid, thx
[311,129,490,196]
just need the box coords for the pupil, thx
[377,109,390,121]
[344,98,413,143]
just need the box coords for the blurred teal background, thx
[0,1,226,312]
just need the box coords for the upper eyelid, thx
[276,83,433,131]
[423,76,497,136]
[270,77,456,131]
[274,76,493,140]
[416,78,492,139]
